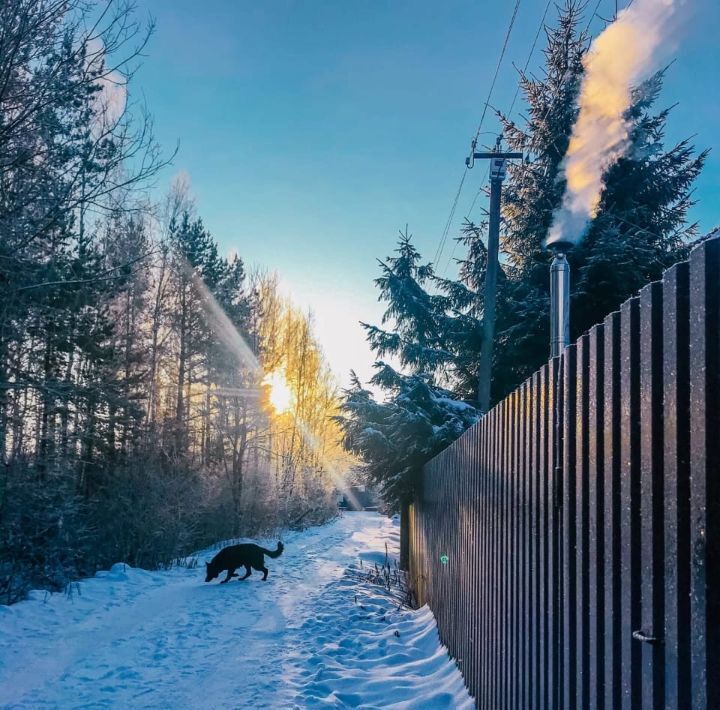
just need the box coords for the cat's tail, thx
[261,541,284,558]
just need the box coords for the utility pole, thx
[466,138,522,413]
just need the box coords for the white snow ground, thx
[0,512,472,709]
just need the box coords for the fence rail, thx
[407,236,720,708]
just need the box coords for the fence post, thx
[688,238,720,708]
[400,499,410,571]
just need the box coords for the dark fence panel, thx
[407,237,720,709]
[662,261,691,710]
[688,240,720,708]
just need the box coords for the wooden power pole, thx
[465,139,522,413]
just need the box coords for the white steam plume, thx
[547,0,679,246]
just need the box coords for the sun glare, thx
[264,371,293,413]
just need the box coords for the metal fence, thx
[407,236,720,708]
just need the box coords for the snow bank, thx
[0,512,472,708]
[285,513,473,708]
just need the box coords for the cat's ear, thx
[205,561,210,568]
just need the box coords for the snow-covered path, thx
[0,513,472,709]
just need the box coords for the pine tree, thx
[168,211,222,455]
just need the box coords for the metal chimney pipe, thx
[549,241,572,358]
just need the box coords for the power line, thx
[441,163,488,275]
[433,171,467,264]
[507,0,552,120]
[466,163,491,219]
[439,0,613,275]
[464,0,552,227]
[433,0,522,266]
[469,0,522,149]
[442,0,551,276]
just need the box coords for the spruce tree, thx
[492,2,706,402]
[340,368,478,509]
[490,1,588,401]
[570,70,707,335]
[362,230,455,376]
[339,231,480,510]
[432,220,491,401]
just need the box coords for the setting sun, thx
[264,371,293,413]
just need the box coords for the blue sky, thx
[133,0,720,388]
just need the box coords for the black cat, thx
[204,541,284,583]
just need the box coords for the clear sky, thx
[132,0,720,388]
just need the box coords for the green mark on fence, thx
[440,554,449,565]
